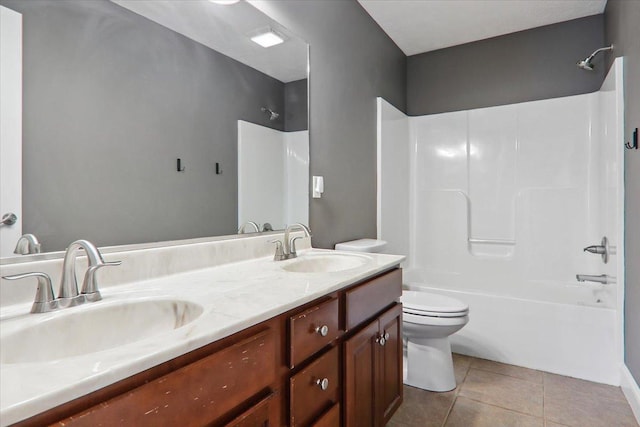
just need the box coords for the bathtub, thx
[404,280,621,385]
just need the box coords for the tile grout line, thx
[441,361,472,427]
[468,365,544,385]
[458,395,546,422]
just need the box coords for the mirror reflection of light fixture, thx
[208,0,241,5]
[250,28,286,48]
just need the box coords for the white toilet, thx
[335,239,469,392]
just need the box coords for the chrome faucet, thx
[1,239,120,313]
[576,274,613,284]
[59,240,121,306]
[271,223,312,261]
[238,221,260,234]
[13,233,41,255]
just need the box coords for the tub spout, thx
[576,274,613,284]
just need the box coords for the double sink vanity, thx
[0,232,404,426]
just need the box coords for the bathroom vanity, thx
[0,235,404,426]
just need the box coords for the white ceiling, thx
[357,0,607,56]
[111,0,307,83]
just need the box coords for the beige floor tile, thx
[459,369,544,417]
[470,358,543,384]
[453,353,472,386]
[545,422,570,427]
[544,390,639,427]
[543,372,625,402]
[444,396,543,427]
[390,385,455,427]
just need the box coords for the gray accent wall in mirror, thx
[0,0,309,260]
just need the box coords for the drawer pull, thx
[376,332,389,347]
[316,377,330,391]
[315,325,329,337]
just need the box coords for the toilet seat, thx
[401,291,469,318]
[403,311,469,327]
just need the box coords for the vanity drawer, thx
[289,297,340,368]
[225,393,275,427]
[59,329,276,426]
[312,403,341,427]
[290,346,340,427]
[344,269,402,331]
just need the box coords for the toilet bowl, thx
[401,290,469,392]
[335,239,470,392]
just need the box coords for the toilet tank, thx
[335,239,387,253]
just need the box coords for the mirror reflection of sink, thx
[281,253,371,273]
[1,299,203,364]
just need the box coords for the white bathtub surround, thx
[0,236,404,426]
[377,58,625,385]
[237,120,309,230]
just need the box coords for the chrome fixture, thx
[576,274,613,284]
[270,223,312,261]
[58,240,121,307]
[1,212,17,226]
[1,272,58,313]
[583,236,611,264]
[577,45,613,71]
[261,107,279,121]
[1,240,122,314]
[238,221,260,234]
[262,222,273,232]
[13,234,42,255]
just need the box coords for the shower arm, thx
[585,45,614,62]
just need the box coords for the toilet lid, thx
[401,291,469,316]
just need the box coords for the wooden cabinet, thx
[55,329,277,427]
[14,268,402,427]
[289,297,340,369]
[290,346,340,426]
[344,304,403,427]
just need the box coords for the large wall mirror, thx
[0,0,309,261]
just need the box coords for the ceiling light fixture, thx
[250,28,286,48]
[208,0,241,5]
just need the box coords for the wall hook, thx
[177,158,186,172]
[625,128,638,150]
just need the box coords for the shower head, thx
[261,107,279,121]
[577,45,613,71]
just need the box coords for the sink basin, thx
[0,299,203,364]
[281,253,370,273]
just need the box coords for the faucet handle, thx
[81,261,121,302]
[269,239,287,261]
[2,272,58,313]
[290,236,304,257]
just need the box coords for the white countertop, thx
[0,248,403,426]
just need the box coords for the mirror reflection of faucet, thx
[237,221,260,234]
[576,274,614,285]
[13,234,41,255]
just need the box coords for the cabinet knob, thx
[315,325,329,337]
[316,378,329,391]
[384,331,390,341]
[376,335,386,346]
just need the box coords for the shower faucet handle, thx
[583,237,610,264]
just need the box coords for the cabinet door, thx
[344,320,379,427]
[376,304,403,426]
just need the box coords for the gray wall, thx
[407,15,605,115]
[605,0,640,385]
[284,79,308,132]
[250,0,407,249]
[2,0,290,252]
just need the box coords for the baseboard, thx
[621,364,640,424]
